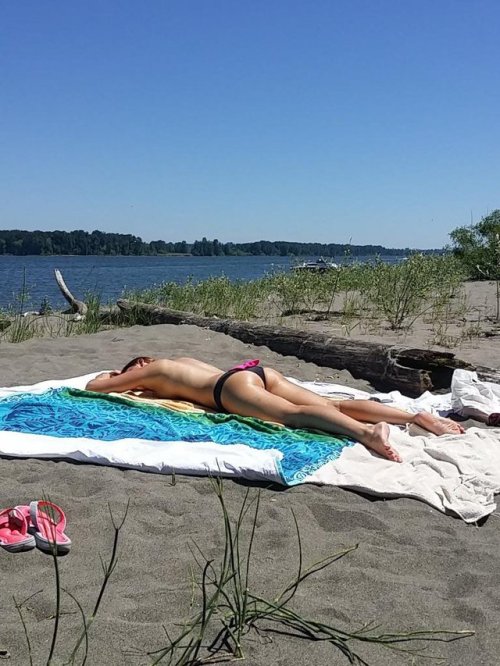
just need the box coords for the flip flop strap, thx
[31,501,66,532]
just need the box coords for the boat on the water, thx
[292,257,339,273]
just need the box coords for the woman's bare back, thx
[139,358,223,405]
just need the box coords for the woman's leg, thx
[264,369,464,435]
[335,401,464,434]
[221,372,402,462]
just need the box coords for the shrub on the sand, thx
[366,254,465,330]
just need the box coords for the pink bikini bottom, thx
[213,360,267,412]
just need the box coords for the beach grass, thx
[0,254,476,346]
[123,253,466,325]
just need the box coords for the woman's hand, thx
[94,371,120,381]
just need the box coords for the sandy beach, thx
[1,322,500,665]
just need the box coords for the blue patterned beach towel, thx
[0,387,354,485]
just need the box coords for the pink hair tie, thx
[231,359,260,371]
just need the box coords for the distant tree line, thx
[0,230,188,256]
[0,229,426,257]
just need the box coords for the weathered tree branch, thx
[54,269,88,317]
[116,300,500,396]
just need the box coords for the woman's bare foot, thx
[361,422,402,463]
[412,411,465,435]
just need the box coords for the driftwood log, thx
[116,299,500,396]
[54,269,88,317]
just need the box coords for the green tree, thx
[450,209,500,320]
[450,210,500,278]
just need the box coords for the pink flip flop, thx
[16,501,71,555]
[29,501,71,555]
[0,507,36,553]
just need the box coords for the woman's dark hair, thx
[120,356,155,374]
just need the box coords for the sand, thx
[1,322,500,665]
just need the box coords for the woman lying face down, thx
[85,356,465,464]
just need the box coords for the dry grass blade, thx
[12,595,33,666]
[62,588,89,665]
[66,500,130,664]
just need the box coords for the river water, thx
[0,254,403,311]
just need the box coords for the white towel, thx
[306,426,500,523]
[2,371,500,522]
[451,368,500,421]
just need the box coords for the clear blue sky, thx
[2,1,499,248]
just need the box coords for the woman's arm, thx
[85,367,149,394]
